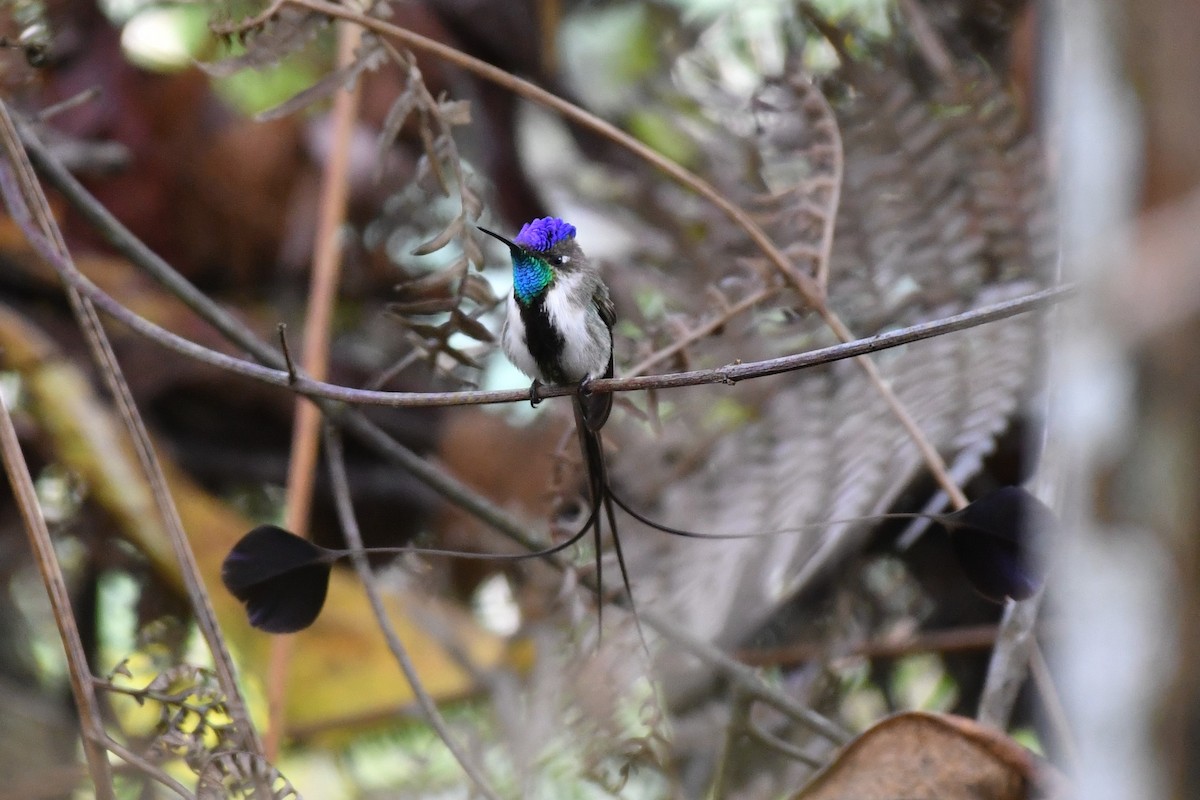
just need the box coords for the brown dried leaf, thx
[386,297,461,316]
[418,124,449,195]
[461,184,484,221]
[376,83,419,160]
[462,226,484,265]
[451,309,496,343]
[411,217,464,256]
[791,712,1067,800]
[461,273,499,306]
[393,260,465,297]
[437,98,472,126]
[441,345,485,370]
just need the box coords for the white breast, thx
[501,294,541,380]
[544,272,610,382]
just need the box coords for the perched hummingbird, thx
[478,217,615,430]
[219,225,1053,635]
[478,217,635,632]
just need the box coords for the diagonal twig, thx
[9,208,1073,407]
[0,102,264,758]
[322,424,504,800]
[0,369,116,798]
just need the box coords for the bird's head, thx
[479,217,586,303]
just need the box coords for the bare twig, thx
[735,623,1001,668]
[278,323,297,384]
[624,285,779,379]
[0,365,115,798]
[0,99,260,754]
[895,0,958,83]
[37,86,104,121]
[322,425,504,800]
[9,218,1074,406]
[101,737,195,799]
[977,594,1042,728]
[285,19,364,540]
[1030,639,1079,769]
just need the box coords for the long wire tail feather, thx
[574,396,647,652]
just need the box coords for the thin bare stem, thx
[322,425,504,800]
[285,19,363,540]
[624,285,779,378]
[101,737,196,799]
[266,19,364,760]
[895,0,958,83]
[977,593,1043,728]
[9,220,1073,405]
[735,623,1001,668]
[278,323,297,383]
[0,378,116,798]
[0,102,263,758]
[1031,639,1079,769]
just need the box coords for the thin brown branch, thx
[895,0,958,83]
[101,737,196,799]
[735,623,1001,668]
[745,721,825,768]
[1031,639,1079,769]
[0,101,264,759]
[15,218,1072,406]
[0,375,115,798]
[285,19,361,540]
[977,593,1042,728]
[624,285,779,379]
[322,425,504,800]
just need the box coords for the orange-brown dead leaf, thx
[792,711,1067,800]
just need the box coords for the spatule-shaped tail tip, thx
[222,525,333,634]
[945,487,1055,603]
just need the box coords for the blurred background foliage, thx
[3,0,1184,797]
[1,0,1046,796]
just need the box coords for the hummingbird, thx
[477,217,637,635]
[478,217,615,430]
[220,227,1053,634]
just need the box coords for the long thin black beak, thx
[477,225,520,255]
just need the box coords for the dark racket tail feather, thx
[221,525,335,634]
[223,483,1050,635]
[606,483,1053,605]
[222,503,604,634]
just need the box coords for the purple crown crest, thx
[514,217,576,252]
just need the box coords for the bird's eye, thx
[550,255,570,267]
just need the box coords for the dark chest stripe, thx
[519,296,568,384]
